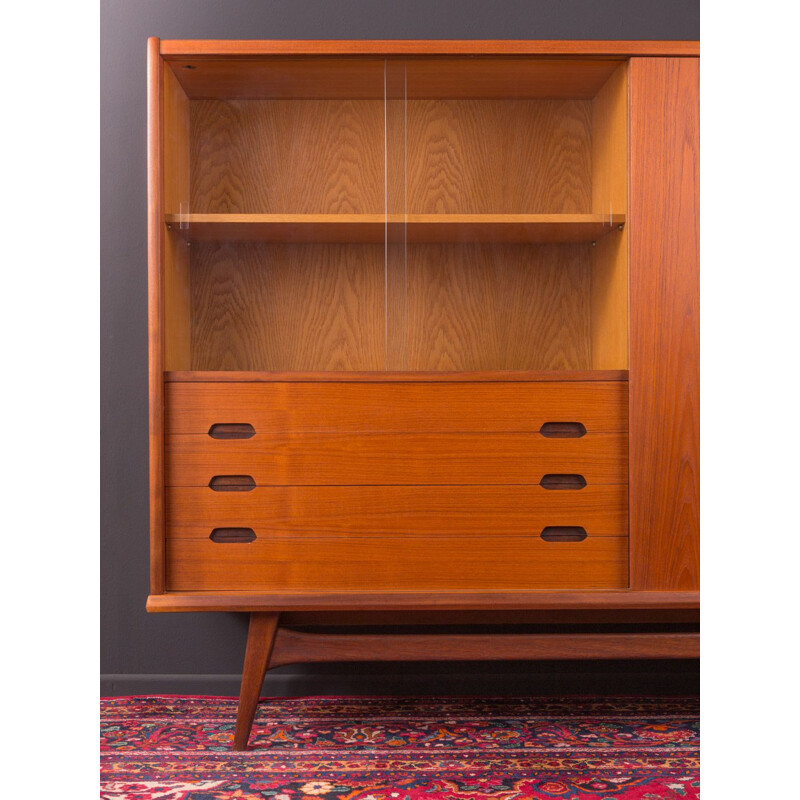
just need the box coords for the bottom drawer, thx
[166,535,628,592]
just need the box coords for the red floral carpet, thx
[100,696,699,799]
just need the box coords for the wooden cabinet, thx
[146,39,699,749]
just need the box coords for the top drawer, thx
[166,381,628,435]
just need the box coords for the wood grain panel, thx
[406,100,592,214]
[163,65,190,215]
[147,590,699,613]
[166,535,628,591]
[591,63,628,218]
[190,99,384,213]
[168,56,623,100]
[165,432,628,486]
[405,243,591,371]
[166,484,628,537]
[629,58,699,590]
[591,63,629,370]
[269,628,698,666]
[591,230,628,370]
[403,59,623,99]
[171,57,385,99]
[164,232,191,370]
[165,381,629,434]
[189,242,386,371]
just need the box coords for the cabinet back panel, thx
[403,243,591,371]
[190,241,386,371]
[190,99,385,213]
[187,98,593,215]
[189,241,592,372]
[404,100,592,214]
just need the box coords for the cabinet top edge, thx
[157,39,699,58]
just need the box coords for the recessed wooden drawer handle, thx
[539,422,586,438]
[208,423,256,439]
[539,474,587,490]
[540,526,588,542]
[209,475,256,492]
[210,527,257,543]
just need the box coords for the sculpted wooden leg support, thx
[233,612,280,750]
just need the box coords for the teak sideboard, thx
[145,39,699,749]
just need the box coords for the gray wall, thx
[100,0,700,695]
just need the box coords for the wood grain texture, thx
[403,58,623,99]
[189,242,386,371]
[168,57,624,100]
[190,99,384,213]
[166,484,628,537]
[164,232,191,370]
[165,370,629,382]
[172,57,385,99]
[406,100,592,214]
[628,58,699,590]
[165,431,628,486]
[165,381,629,434]
[269,628,698,667]
[147,589,700,613]
[188,241,598,372]
[162,65,193,370]
[160,40,701,58]
[591,230,628,370]
[591,63,628,218]
[405,244,591,371]
[163,65,190,215]
[591,62,629,370]
[147,37,166,594]
[233,612,279,750]
[166,535,628,591]
[166,213,625,244]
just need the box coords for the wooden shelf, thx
[164,370,630,383]
[165,213,625,244]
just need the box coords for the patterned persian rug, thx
[100,696,699,799]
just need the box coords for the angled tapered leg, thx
[233,612,280,750]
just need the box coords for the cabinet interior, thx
[162,57,628,373]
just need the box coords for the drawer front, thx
[164,379,629,591]
[166,535,628,591]
[167,484,629,537]
[166,381,628,435]
[166,431,628,486]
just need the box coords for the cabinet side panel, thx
[629,58,699,590]
[147,38,166,594]
[163,66,192,370]
[590,62,628,370]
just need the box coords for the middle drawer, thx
[166,431,628,486]
[167,484,628,538]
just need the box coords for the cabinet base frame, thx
[148,590,699,613]
[232,610,699,750]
